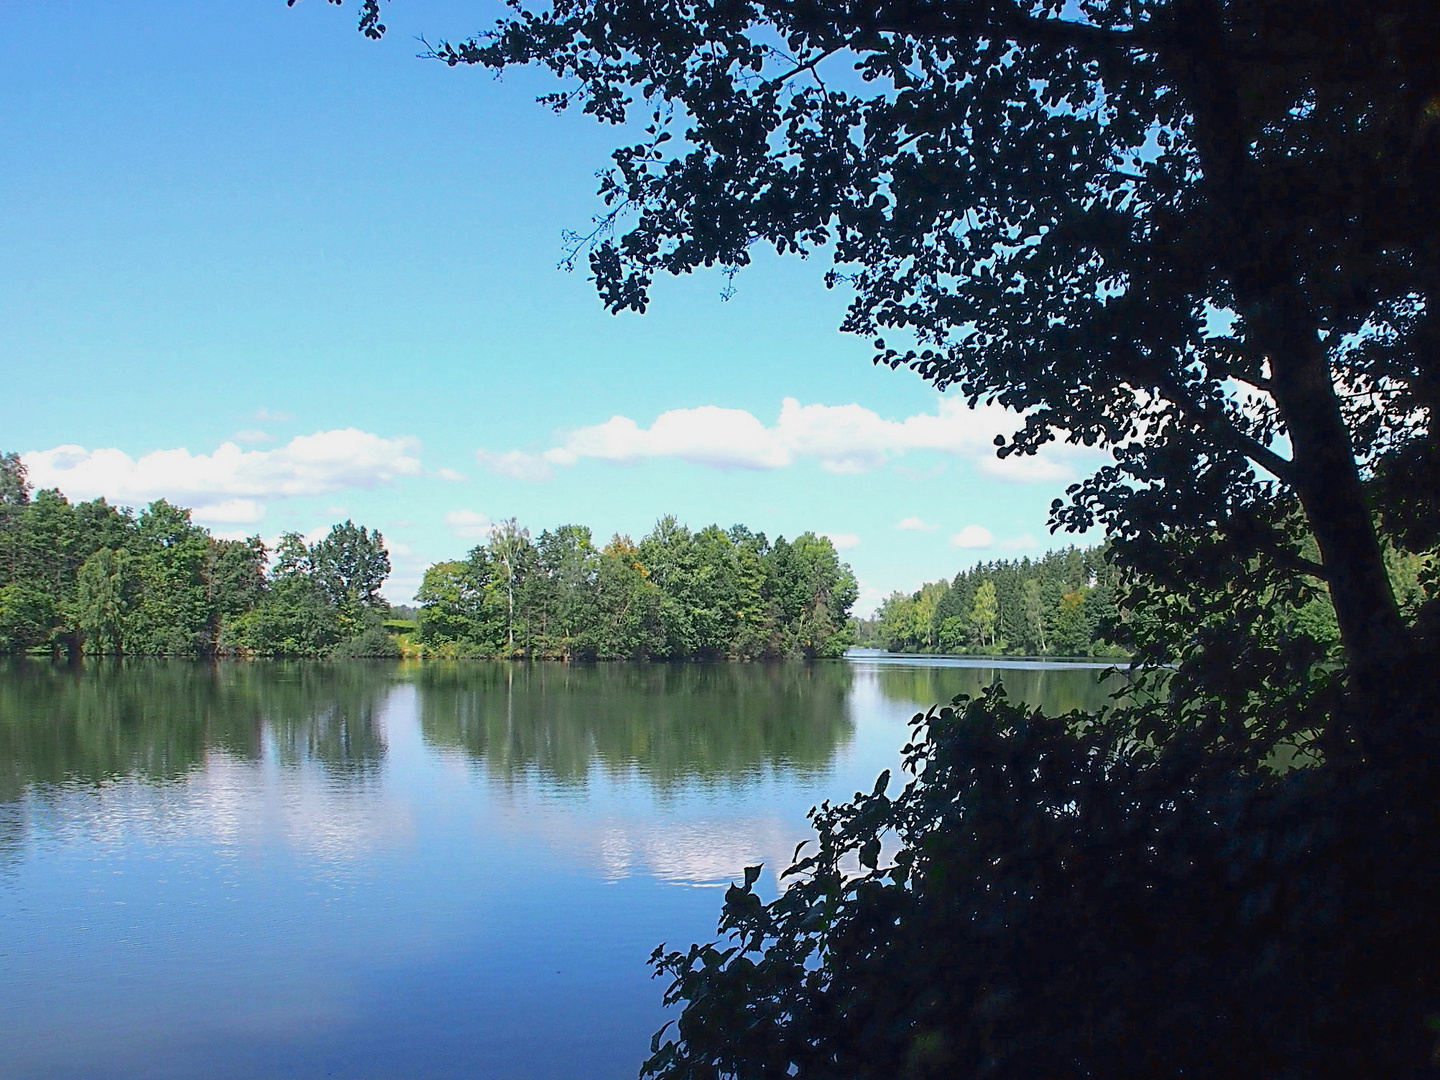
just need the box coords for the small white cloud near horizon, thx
[485,397,1103,483]
[895,516,937,531]
[230,429,272,446]
[434,467,468,483]
[950,525,994,549]
[23,430,424,515]
[445,509,494,541]
[855,582,891,619]
[998,533,1039,551]
[821,532,860,551]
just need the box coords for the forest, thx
[0,453,859,661]
[858,544,1426,659]
[413,516,858,660]
[0,453,396,658]
[860,546,1124,657]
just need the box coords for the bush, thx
[329,621,402,659]
[645,686,1440,1080]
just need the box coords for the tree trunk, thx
[1250,293,1411,676]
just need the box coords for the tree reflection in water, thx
[0,658,393,802]
[415,661,855,790]
[862,657,1125,716]
[0,658,1126,807]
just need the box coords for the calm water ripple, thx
[0,657,1120,1080]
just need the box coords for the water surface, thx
[0,657,1119,1079]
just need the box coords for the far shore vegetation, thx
[6,456,1426,668]
[2,454,863,661]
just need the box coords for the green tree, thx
[207,537,268,632]
[272,531,313,578]
[967,580,998,652]
[224,573,342,657]
[875,591,917,653]
[310,520,391,622]
[0,583,54,653]
[416,559,495,651]
[588,534,665,660]
[1050,590,1092,657]
[726,525,771,658]
[0,453,29,586]
[128,500,212,655]
[487,518,533,654]
[1020,578,1047,655]
[528,524,600,656]
[74,547,139,654]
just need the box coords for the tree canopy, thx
[0,455,399,659]
[416,515,858,660]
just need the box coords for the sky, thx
[0,0,1108,612]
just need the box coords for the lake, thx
[0,655,1121,1080]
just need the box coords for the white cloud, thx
[950,525,994,549]
[230,429,272,445]
[190,499,266,526]
[895,516,937,531]
[977,455,1075,484]
[24,430,424,513]
[548,406,790,470]
[493,397,1101,483]
[444,509,494,541]
[434,467,468,483]
[855,582,891,619]
[821,532,860,551]
[253,408,294,423]
[476,449,556,482]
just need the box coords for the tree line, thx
[415,516,857,660]
[861,546,1125,658]
[0,453,397,658]
[863,541,1430,660]
[0,454,858,661]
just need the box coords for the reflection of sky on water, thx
[0,660,1111,1079]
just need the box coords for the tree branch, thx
[765,44,847,89]
[1154,375,1297,483]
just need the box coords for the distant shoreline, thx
[843,648,1127,670]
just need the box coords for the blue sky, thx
[1,0,1105,611]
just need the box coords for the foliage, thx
[645,686,1440,1080]
[869,544,1125,657]
[309,519,391,621]
[416,516,857,660]
[0,466,398,659]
